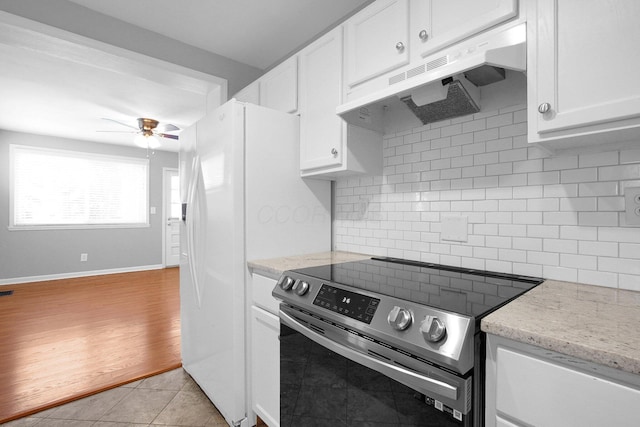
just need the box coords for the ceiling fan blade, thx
[101,117,138,130]
[156,123,180,132]
[96,130,137,134]
[158,133,179,140]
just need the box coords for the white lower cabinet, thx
[485,334,640,427]
[251,305,279,427]
[250,274,280,427]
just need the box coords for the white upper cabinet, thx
[410,0,517,61]
[299,26,382,178]
[299,27,345,172]
[343,0,518,102]
[259,55,298,113]
[233,80,260,105]
[345,0,410,88]
[528,0,640,149]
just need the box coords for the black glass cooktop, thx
[291,257,543,320]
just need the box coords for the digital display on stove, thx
[313,284,380,324]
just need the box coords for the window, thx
[169,172,180,220]
[10,145,149,229]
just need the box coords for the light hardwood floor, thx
[0,268,180,423]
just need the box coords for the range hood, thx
[337,23,526,131]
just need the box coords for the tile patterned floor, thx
[1,368,228,427]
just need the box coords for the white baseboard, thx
[0,264,166,286]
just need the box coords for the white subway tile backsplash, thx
[543,266,578,282]
[334,104,640,289]
[579,151,618,168]
[542,212,579,225]
[560,253,597,270]
[620,148,640,164]
[561,168,598,183]
[599,257,640,275]
[463,119,487,133]
[499,148,527,163]
[499,122,528,138]
[578,212,618,227]
[599,164,640,181]
[545,156,578,171]
[513,237,542,251]
[619,274,640,292]
[561,197,597,212]
[560,226,597,241]
[579,181,619,197]
[475,128,500,142]
[578,270,618,288]
[528,171,560,185]
[620,243,640,259]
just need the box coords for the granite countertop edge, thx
[248,252,640,376]
[481,279,640,376]
[247,250,372,280]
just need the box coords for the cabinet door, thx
[259,56,298,113]
[529,0,640,141]
[495,347,640,427]
[345,0,409,88]
[233,81,260,105]
[411,0,517,60]
[299,27,345,172]
[251,306,280,427]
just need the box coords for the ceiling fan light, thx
[134,134,148,148]
[147,135,161,149]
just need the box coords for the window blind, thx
[10,145,149,228]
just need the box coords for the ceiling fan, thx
[99,117,180,148]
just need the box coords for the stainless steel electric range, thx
[273,257,543,427]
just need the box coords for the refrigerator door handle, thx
[186,155,202,308]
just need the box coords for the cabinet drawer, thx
[496,347,640,426]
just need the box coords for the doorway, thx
[163,168,180,267]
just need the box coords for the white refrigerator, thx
[179,99,331,427]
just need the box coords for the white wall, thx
[334,104,640,291]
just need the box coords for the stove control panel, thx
[313,284,380,324]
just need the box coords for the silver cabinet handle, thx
[331,148,338,157]
[538,102,551,114]
[419,30,428,41]
[395,41,405,52]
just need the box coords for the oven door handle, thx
[279,310,458,401]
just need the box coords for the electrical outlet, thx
[441,215,468,242]
[80,253,88,262]
[624,187,640,226]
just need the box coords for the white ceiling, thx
[0,0,370,152]
[67,0,369,70]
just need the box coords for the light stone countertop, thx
[481,279,640,376]
[247,250,372,280]
[249,251,640,376]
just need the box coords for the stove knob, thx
[421,316,446,343]
[388,306,412,331]
[294,280,310,296]
[279,276,294,291]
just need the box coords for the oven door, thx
[279,307,470,427]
